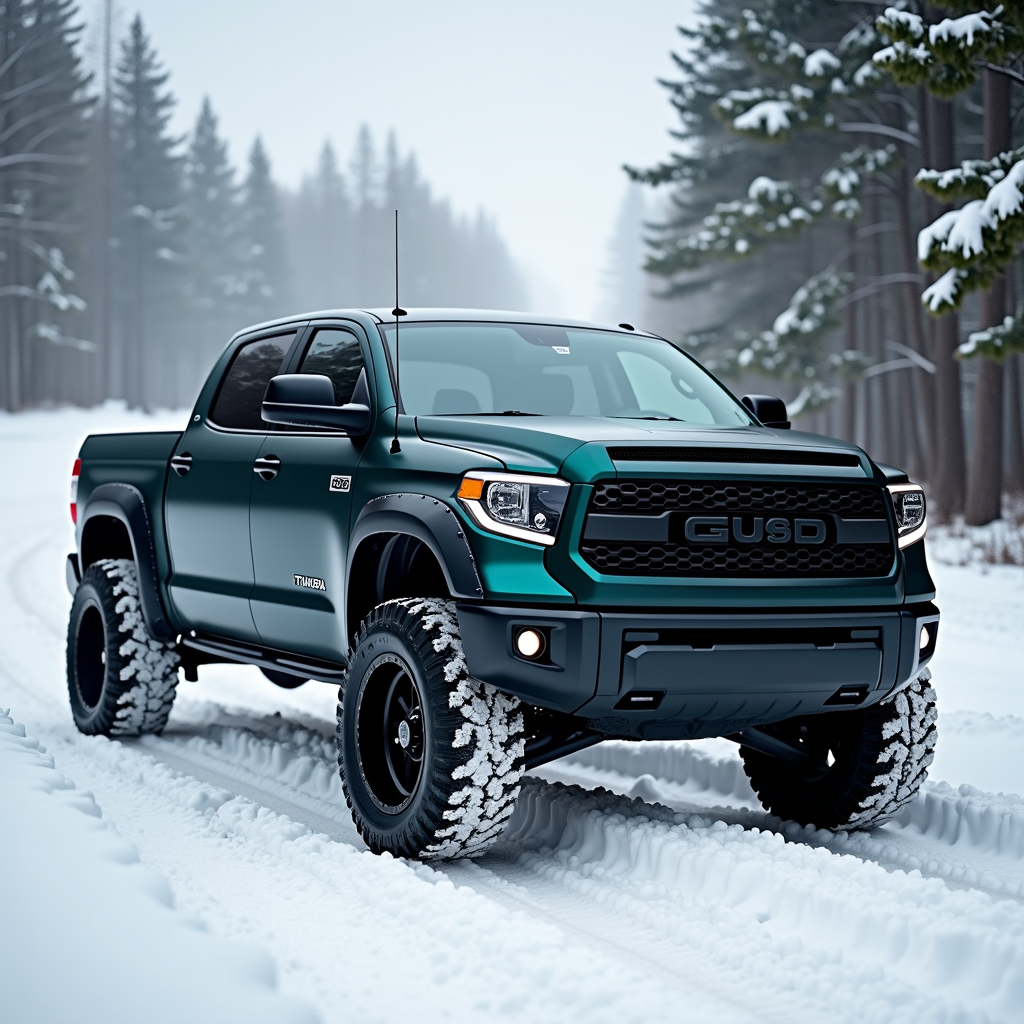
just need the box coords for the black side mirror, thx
[742,394,791,430]
[262,374,371,433]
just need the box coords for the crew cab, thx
[65,309,938,858]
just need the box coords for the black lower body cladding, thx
[456,603,939,739]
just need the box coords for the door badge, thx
[329,474,352,493]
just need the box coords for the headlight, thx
[457,471,570,545]
[887,483,927,548]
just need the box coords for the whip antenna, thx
[390,209,405,455]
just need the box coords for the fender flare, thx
[349,493,484,600]
[77,483,175,640]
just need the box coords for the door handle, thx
[171,453,192,477]
[254,455,281,481]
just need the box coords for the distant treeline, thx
[0,4,526,411]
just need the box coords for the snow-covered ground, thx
[2,404,1024,1023]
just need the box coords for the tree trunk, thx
[894,142,933,479]
[965,68,1010,525]
[1006,354,1024,496]
[927,95,967,519]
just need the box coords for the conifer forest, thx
[630,0,1024,526]
[0,2,526,417]
[3,0,1024,527]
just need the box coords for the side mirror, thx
[262,374,371,433]
[742,394,791,430]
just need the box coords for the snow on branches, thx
[917,157,1024,312]
[705,270,868,415]
[874,5,1020,96]
[717,85,816,138]
[959,314,1024,359]
[671,146,897,266]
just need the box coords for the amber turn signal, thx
[458,477,484,501]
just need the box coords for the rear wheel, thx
[739,672,937,830]
[338,598,524,859]
[66,559,180,736]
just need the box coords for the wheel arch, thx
[77,483,174,640]
[347,494,483,642]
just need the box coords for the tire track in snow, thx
[127,716,1024,1023]
[543,742,1024,902]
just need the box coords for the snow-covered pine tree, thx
[876,2,1024,524]
[183,97,242,393]
[111,14,186,409]
[629,0,931,466]
[0,0,91,411]
[238,136,292,324]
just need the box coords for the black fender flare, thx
[349,493,484,600]
[77,483,174,640]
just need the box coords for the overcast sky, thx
[86,1,694,318]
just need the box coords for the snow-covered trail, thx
[3,407,1024,1023]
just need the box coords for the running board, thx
[180,633,347,684]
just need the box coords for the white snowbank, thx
[0,709,317,1024]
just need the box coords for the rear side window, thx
[298,329,365,405]
[210,333,296,430]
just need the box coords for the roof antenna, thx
[390,208,406,455]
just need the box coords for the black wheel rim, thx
[75,603,107,710]
[355,653,426,814]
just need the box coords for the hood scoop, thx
[607,446,861,468]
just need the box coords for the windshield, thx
[381,321,752,426]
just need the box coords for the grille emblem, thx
[683,515,826,545]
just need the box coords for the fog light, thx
[920,626,930,651]
[515,628,545,659]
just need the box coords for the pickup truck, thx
[66,309,939,859]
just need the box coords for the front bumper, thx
[457,602,939,740]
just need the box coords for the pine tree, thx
[184,96,241,384]
[0,0,91,410]
[238,136,291,323]
[111,14,186,409]
[628,1,920,436]
[878,3,1024,523]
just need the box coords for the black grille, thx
[582,480,894,578]
[591,480,886,518]
[607,447,861,467]
[581,542,894,577]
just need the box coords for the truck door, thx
[165,331,297,643]
[248,326,368,661]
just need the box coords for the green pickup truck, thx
[66,309,938,859]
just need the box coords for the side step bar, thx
[180,633,347,685]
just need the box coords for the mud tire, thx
[66,559,180,736]
[740,671,937,830]
[338,598,524,859]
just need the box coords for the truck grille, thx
[581,480,895,578]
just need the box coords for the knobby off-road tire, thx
[66,559,180,736]
[740,671,937,830]
[338,598,525,860]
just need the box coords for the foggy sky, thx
[86,0,692,320]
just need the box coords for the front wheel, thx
[338,598,524,859]
[740,672,937,830]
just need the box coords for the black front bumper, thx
[456,602,939,740]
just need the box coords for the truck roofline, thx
[227,307,662,342]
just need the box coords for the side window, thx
[209,333,295,430]
[299,329,366,405]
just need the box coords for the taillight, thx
[70,457,81,524]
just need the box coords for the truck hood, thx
[414,414,869,476]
